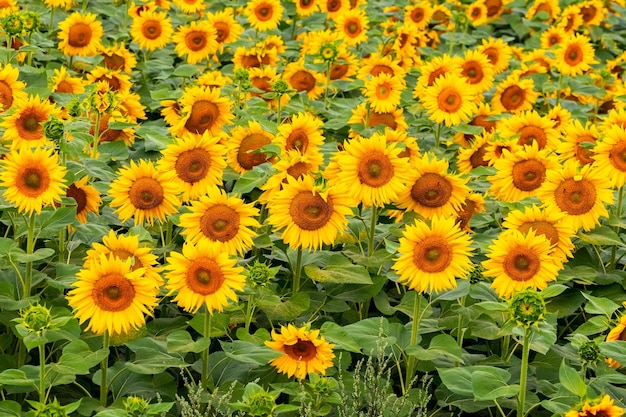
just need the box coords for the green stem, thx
[292,248,303,293]
[368,206,378,256]
[517,326,531,417]
[24,213,36,300]
[434,123,443,148]
[39,343,46,403]
[609,186,624,270]
[324,61,332,110]
[290,14,298,40]
[555,73,563,108]
[49,8,55,32]
[244,294,255,331]
[405,294,421,385]
[100,331,110,407]
[91,111,101,159]
[202,310,212,389]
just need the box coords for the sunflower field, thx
[5,0,626,415]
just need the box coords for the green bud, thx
[30,399,69,417]
[246,388,276,417]
[234,68,250,83]
[244,261,279,288]
[123,396,149,416]
[2,13,23,36]
[579,340,602,365]
[509,290,546,327]
[318,42,339,63]
[271,78,290,96]
[66,99,83,118]
[21,11,40,34]
[20,304,52,333]
[43,116,65,142]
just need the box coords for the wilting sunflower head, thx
[508,290,546,327]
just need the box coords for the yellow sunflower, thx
[266,324,335,380]
[591,124,626,188]
[164,239,245,314]
[248,66,290,108]
[579,0,606,26]
[498,110,560,151]
[43,0,74,9]
[421,73,476,127]
[258,150,324,204]
[394,152,470,219]
[453,102,498,147]
[232,45,278,69]
[67,254,158,336]
[606,315,626,368]
[566,395,625,417]
[206,8,243,52]
[557,119,598,166]
[455,192,486,232]
[178,186,260,255]
[603,108,626,131]
[274,112,324,156]
[477,37,512,74]
[491,75,539,114]
[557,4,583,33]
[1,95,61,150]
[329,134,411,207]
[283,60,325,100]
[172,0,205,14]
[546,103,572,132]
[84,229,163,290]
[363,73,404,114]
[540,26,567,49]
[170,85,234,137]
[467,0,489,26]
[57,12,104,57]
[87,67,132,93]
[267,175,352,251]
[483,229,563,299]
[157,132,226,202]
[66,177,101,224]
[226,121,275,175]
[404,1,433,29]
[553,33,597,76]
[295,0,318,16]
[0,63,26,113]
[357,53,406,82]
[108,159,181,226]
[456,133,490,174]
[99,43,137,72]
[130,10,173,51]
[320,0,348,18]
[537,160,614,232]
[413,54,461,99]
[245,0,284,32]
[348,102,408,131]
[334,8,369,46]
[456,49,495,93]
[173,20,218,65]
[197,70,232,90]
[50,66,86,95]
[526,0,560,21]
[392,216,474,294]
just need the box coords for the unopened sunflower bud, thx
[318,42,338,63]
[123,396,149,416]
[509,290,546,327]
[2,13,23,36]
[43,116,65,142]
[21,11,40,34]
[579,340,602,365]
[271,78,289,96]
[244,260,279,288]
[20,304,52,333]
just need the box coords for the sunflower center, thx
[93,273,135,312]
[327,0,341,12]
[186,258,225,295]
[437,87,463,113]
[286,161,310,179]
[129,177,164,210]
[214,22,229,43]
[17,167,50,197]
[0,80,14,111]
[554,178,596,215]
[511,159,546,191]
[503,249,540,282]
[290,192,333,231]
[102,53,125,70]
[330,63,349,80]
[575,136,596,165]
[485,0,502,17]
[411,8,425,22]
[518,221,559,247]
[501,85,525,111]
[255,4,273,21]
[199,204,240,242]
[301,0,313,7]
[185,31,208,51]
[175,148,211,184]
[358,152,394,188]
[518,126,547,149]
[376,83,391,99]
[66,183,88,213]
[286,129,309,152]
[463,62,483,83]
[427,68,446,87]
[469,144,488,168]
[482,47,499,66]
[290,70,316,93]
[17,110,44,140]
[565,45,583,66]
[580,4,597,22]
[184,100,219,134]
[412,236,452,273]
[346,20,360,36]
[370,65,393,77]
[142,20,162,39]
[367,111,397,129]
[608,140,626,172]
[68,22,93,47]
[411,172,453,208]
[237,133,271,170]
[285,340,317,361]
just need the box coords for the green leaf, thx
[577,226,623,246]
[341,317,395,356]
[171,64,199,77]
[125,348,189,374]
[256,292,310,321]
[600,341,626,367]
[0,369,36,387]
[36,207,77,235]
[471,369,519,401]
[559,360,586,397]
[304,254,372,284]
[582,293,620,316]
[166,330,211,354]
[232,165,273,195]
[136,123,172,152]
[221,340,280,366]
[438,367,474,396]
[187,313,230,338]
[0,401,21,417]
[98,140,130,160]
[320,322,362,353]
[13,248,55,263]
[541,284,569,299]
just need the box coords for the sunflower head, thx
[17,303,52,334]
[508,290,546,327]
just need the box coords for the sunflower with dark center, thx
[589,124,626,188]
[245,0,283,31]
[421,73,476,126]
[65,177,101,224]
[173,20,218,64]
[1,94,61,149]
[554,33,597,76]
[171,85,234,137]
[57,11,103,57]
[266,324,335,380]
[130,10,173,51]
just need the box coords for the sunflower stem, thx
[39,343,46,403]
[434,123,443,149]
[290,14,298,40]
[368,206,378,256]
[91,111,102,159]
[517,326,531,417]
[201,310,212,389]
[609,186,624,270]
[100,331,110,407]
[405,293,421,386]
[293,247,303,293]
[49,8,55,32]
[324,61,332,110]
[244,294,255,331]
[24,213,36,300]
[554,73,563,108]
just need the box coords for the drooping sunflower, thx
[66,177,101,224]
[84,229,163,290]
[498,110,560,150]
[67,254,158,336]
[392,216,474,294]
[164,239,245,314]
[57,12,104,57]
[553,33,597,76]
[170,85,234,137]
[157,132,226,202]
[491,74,539,114]
[334,8,369,46]
[477,37,512,74]
[329,135,411,208]
[348,102,408,131]
[206,8,243,52]
[245,0,284,32]
[267,175,352,251]
[537,160,614,232]
[557,119,599,165]
[283,61,325,100]
[591,124,626,188]
[226,121,275,175]
[421,73,476,127]
[178,186,260,255]
[1,95,61,149]
[605,315,626,368]
[130,10,173,51]
[394,152,470,219]
[482,229,563,299]
[266,324,335,380]
[456,49,495,93]
[363,73,404,114]
[172,0,205,14]
[109,159,181,226]
[173,20,218,65]
[50,66,86,95]
[0,63,26,113]
[0,147,67,215]
[274,112,325,156]
[259,150,324,204]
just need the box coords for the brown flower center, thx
[284,340,317,361]
[427,68,446,87]
[290,70,316,93]
[199,204,240,242]
[518,221,559,246]
[254,3,273,21]
[410,7,426,23]
[286,128,309,153]
[565,44,583,66]
[357,152,394,188]
[175,148,211,184]
[286,161,311,179]
[500,85,525,111]
[554,178,596,215]
[68,22,93,48]
[237,133,271,171]
[102,52,126,70]
[142,20,162,40]
[370,64,393,77]
[330,63,349,80]
[185,30,208,52]
[437,87,463,113]
[186,258,225,295]
[368,111,397,129]
[67,183,87,214]
[412,236,452,273]
[482,47,499,66]
[18,166,50,197]
[411,172,453,207]
[213,22,230,43]
[326,0,342,12]
[16,108,45,140]
[484,0,503,17]
[129,177,164,210]
[462,61,484,83]
[290,192,333,231]
[512,159,546,191]
[469,144,489,168]
[93,273,135,312]
[503,248,540,282]
[184,100,219,134]
[608,140,626,172]
[575,135,596,165]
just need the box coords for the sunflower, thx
[320,0,348,18]
[546,104,572,132]
[178,187,260,255]
[483,0,509,19]
[526,0,559,21]
[84,229,163,290]
[540,26,567,49]
[295,0,319,16]
[362,73,404,114]
[232,45,278,69]
[557,4,583,33]
[456,49,495,93]
[404,1,433,29]
[591,125,626,188]
[245,0,283,31]
[0,147,66,215]
[603,108,626,130]
[274,112,324,156]
[164,239,245,314]
[477,38,512,74]
[482,229,562,299]
[455,192,486,231]
[606,315,626,368]
[0,64,25,113]
[130,10,173,51]
[498,110,559,151]
[553,33,597,76]
[50,66,86,95]
[57,12,104,57]
[579,0,606,26]
[1,95,61,150]
[170,86,234,137]
[109,159,181,226]
[67,254,158,336]
[283,61,325,100]
[66,177,101,224]
[172,0,205,14]
[226,121,275,175]
[43,0,73,9]
[158,132,226,202]
[557,119,598,165]
[537,160,614,232]
[87,67,132,93]
[394,152,470,219]
[248,66,290,108]
[565,395,625,417]
[348,102,408,131]
[329,135,411,207]
[456,133,490,174]
[379,129,421,164]
[330,49,359,81]
[197,70,232,90]
[99,43,137,72]
[453,103,498,147]
[413,54,461,99]
[333,8,369,46]
[173,20,218,65]
[357,53,406,82]
[267,175,352,251]
[392,216,474,294]
[467,0,489,26]
[491,75,538,114]
[421,73,476,127]
[259,150,324,204]
[206,8,243,52]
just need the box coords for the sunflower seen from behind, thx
[392,216,474,294]
[164,239,245,314]
[57,12,103,57]
[67,254,158,336]
[265,324,335,380]
[0,147,66,215]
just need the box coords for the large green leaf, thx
[124,348,189,374]
[559,360,586,397]
[166,330,211,354]
[319,322,362,353]
[471,369,519,401]
[221,340,280,366]
[256,292,310,321]
[304,254,372,284]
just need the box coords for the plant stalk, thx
[24,213,36,299]
[39,343,46,403]
[406,294,421,386]
[202,310,212,389]
[517,326,531,417]
[293,247,303,293]
[100,331,110,407]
